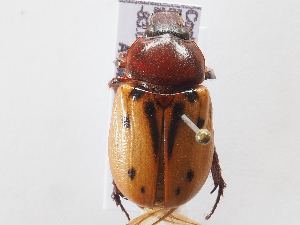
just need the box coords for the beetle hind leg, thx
[206,147,226,220]
[111,181,130,221]
[127,208,164,225]
[165,212,202,225]
[127,208,202,225]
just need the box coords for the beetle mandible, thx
[109,11,226,225]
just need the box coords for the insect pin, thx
[109,11,226,225]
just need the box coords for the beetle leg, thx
[128,208,195,225]
[166,212,202,225]
[152,208,176,225]
[127,208,163,225]
[111,181,130,221]
[205,147,226,220]
[128,208,201,225]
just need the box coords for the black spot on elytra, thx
[185,89,198,103]
[186,169,194,182]
[122,116,130,128]
[144,101,159,157]
[130,88,144,101]
[209,102,213,120]
[197,117,205,128]
[128,168,136,180]
[141,186,145,193]
[175,187,181,196]
[168,103,184,159]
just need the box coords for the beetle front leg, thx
[205,147,226,220]
[111,181,131,221]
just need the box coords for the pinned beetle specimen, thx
[109,12,226,225]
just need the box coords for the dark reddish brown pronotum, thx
[109,12,226,225]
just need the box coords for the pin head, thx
[195,129,211,144]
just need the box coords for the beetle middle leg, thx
[205,147,226,220]
[111,181,130,221]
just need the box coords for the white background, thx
[0,0,300,225]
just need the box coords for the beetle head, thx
[145,11,190,40]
